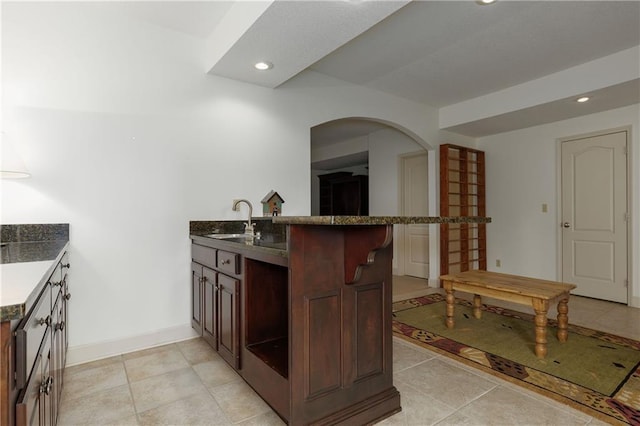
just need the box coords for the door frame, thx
[555,126,632,305]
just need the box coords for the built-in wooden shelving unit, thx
[439,144,487,275]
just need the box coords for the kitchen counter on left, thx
[1,224,71,426]
[0,224,70,321]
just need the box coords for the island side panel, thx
[288,224,400,425]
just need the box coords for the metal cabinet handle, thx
[40,376,53,395]
[55,321,65,331]
[64,293,71,301]
[220,259,231,265]
[37,316,51,327]
[562,222,571,228]
[52,281,62,287]
[62,263,71,269]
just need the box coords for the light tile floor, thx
[58,276,640,425]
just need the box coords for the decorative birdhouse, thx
[261,190,285,216]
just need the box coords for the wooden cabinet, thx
[239,226,399,425]
[318,172,369,215]
[191,225,399,425]
[15,330,51,426]
[201,266,217,349]
[216,273,240,369]
[8,251,70,426]
[191,244,241,369]
[191,263,204,335]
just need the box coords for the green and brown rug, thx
[392,294,640,425]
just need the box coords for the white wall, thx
[477,104,640,308]
[1,3,439,363]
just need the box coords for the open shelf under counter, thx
[246,337,288,379]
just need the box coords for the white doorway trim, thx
[555,126,632,305]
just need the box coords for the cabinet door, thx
[51,294,65,424]
[15,331,52,426]
[61,272,70,366]
[41,342,53,426]
[61,253,70,358]
[191,262,203,334]
[15,284,52,390]
[202,267,217,349]
[217,274,240,369]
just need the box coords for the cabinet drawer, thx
[15,284,52,389]
[217,250,240,275]
[192,244,217,269]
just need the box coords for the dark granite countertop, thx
[272,216,492,225]
[1,224,69,321]
[190,215,491,260]
[1,240,69,264]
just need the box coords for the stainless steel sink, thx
[203,233,287,250]
[205,233,252,240]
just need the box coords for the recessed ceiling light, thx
[254,61,273,71]
[476,0,497,4]
[576,96,590,103]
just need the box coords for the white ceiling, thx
[32,1,640,149]
[311,1,640,108]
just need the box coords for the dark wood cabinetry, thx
[191,263,204,336]
[286,224,399,424]
[4,250,71,426]
[191,223,399,425]
[191,244,241,369]
[318,172,369,215]
[216,273,240,369]
[201,266,217,348]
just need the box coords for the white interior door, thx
[402,153,429,278]
[561,130,628,303]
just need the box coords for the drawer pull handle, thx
[40,376,54,395]
[64,293,71,301]
[37,316,51,327]
[220,259,231,265]
[56,321,66,331]
[62,263,71,269]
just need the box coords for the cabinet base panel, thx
[309,387,401,426]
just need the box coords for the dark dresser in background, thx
[0,224,70,426]
[318,171,369,216]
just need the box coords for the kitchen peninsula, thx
[190,215,491,425]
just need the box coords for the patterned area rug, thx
[392,294,640,425]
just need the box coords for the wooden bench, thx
[439,270,577,358]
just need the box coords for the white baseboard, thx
[66,323,200,367]
[427,278,440,288]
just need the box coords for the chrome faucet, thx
[232,199,255,236]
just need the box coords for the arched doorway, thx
[310,118,432,279]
